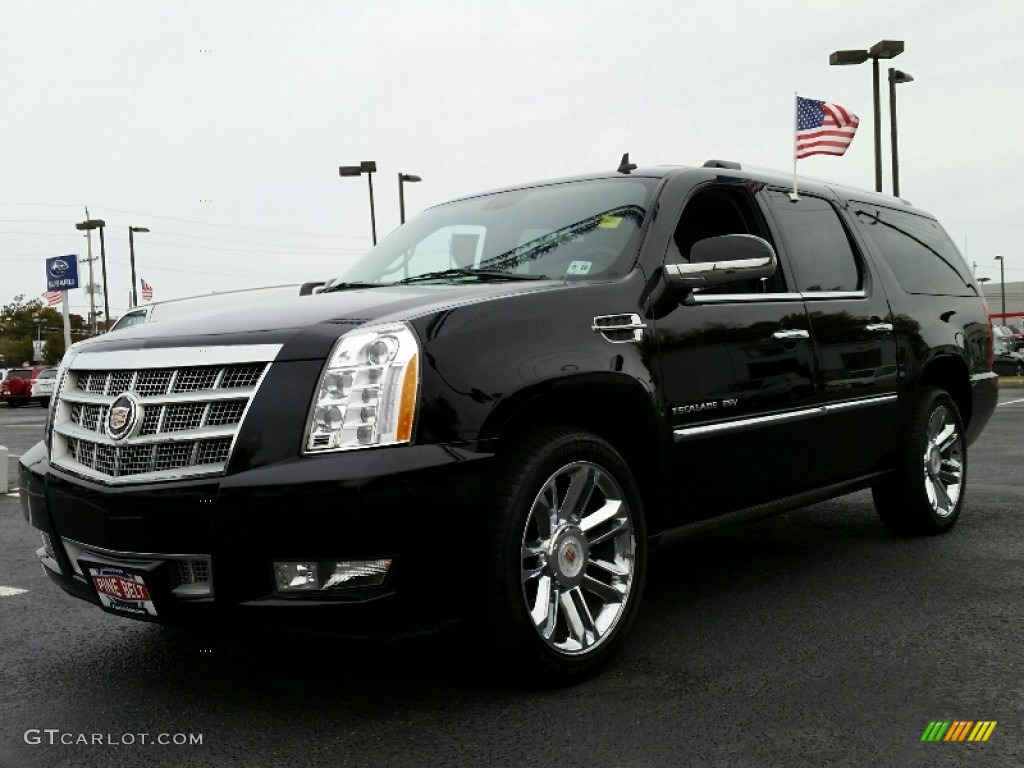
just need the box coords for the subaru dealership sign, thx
[46,255,80,291]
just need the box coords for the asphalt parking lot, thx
[1,392,1023,767]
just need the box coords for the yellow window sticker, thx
[598,216,622,229]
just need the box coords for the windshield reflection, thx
[330,178,656,287]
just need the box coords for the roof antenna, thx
[617,153,637,174]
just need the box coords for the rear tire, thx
[873,387,966,535]
[480,427,647,684]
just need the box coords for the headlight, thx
[305,322,420,452]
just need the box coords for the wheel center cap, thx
[551,531,587,587]
[928,445,942,475]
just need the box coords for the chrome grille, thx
[136,370,174,396]
[208,400,246,425]
[174,368,220,393]
[178,558,211,585]
[71,403,109,433]
[162,403,208,432]
[51,346,278,485]
[221,365,264,389]
[108,371,134,394]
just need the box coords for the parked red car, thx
[1,367,44,406]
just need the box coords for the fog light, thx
[274,561,319,592]
[323,559,392,589]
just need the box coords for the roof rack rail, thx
[703,160,741,170]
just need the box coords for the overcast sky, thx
[2,0,1022,319]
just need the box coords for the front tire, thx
[482,427,646,683]
[873,387,966,535]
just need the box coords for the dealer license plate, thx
[88,565,158,617]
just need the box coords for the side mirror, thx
[665,234,777,289]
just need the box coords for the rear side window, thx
[852,205,973,296]
[765,191,861,293]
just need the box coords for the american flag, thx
[796,96,860,160]
[42,290,62,307]
[141,279,154,302]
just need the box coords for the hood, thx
[73,281,562,360]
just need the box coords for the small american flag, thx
[141,279,154,302]
[796,96,860,159]
[43,290,62,307]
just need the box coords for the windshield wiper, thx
[321,281,387,293]
[395,268,547,284]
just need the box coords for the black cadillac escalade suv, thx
[20,160,998,680]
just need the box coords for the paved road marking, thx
[0,586,28,597]
[1,424,46,428]
[998,397,1024,407]
[5,488,20,496]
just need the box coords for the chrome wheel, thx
[520,461,636,656]
[923,405,963,518]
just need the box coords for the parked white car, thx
[30,367,58,407]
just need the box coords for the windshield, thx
[330,178,657,286]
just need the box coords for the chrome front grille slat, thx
[60,387,259,406]
[51,353,275,485]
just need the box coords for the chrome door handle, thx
[772,329,809,340]
[865,323,894,333]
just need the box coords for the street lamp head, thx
[891,69,914,84]
[130,226,150,233]
[399,174,422,183]
[75,219,106,230]
[340,161,378,176]
[869,39,904,59]
[830,49,869,65]
[995,255,1004,262]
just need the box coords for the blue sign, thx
[46,255,79,291]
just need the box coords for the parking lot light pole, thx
[995,256,1006,320]
[829,40,904,193]
[128,227,149,308]
[339,161,378,245]
[398,173,421,224]
[888,69,914,197]
[75,218,108,331]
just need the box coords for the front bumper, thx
[20,440,493,634]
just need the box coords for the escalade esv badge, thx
[105,394,139,441]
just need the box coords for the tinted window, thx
[852,205,973,296]
[37,369,56,379]
[766,191,860,293]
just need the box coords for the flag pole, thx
[791,92,800,201]
[61,291,71,352]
